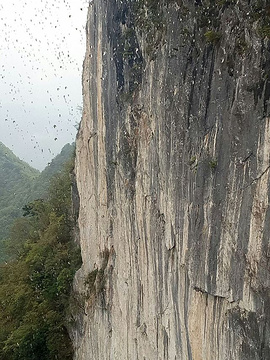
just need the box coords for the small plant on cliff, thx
[204,30,222,44]
[84,269,98,297]
[84,248,110,304]
[189,155,198,172]
[189,156,197,166]
[209,159,218,170]
[258,25,270,39]
[235,35,248,55]
[217,0,236,6]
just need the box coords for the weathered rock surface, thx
[72,0,270,358]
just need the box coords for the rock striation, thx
[72,0,270,359]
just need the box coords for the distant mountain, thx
[31,143,75,200]
[0,142,39,248]
[0,142,75,262]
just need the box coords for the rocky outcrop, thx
[72,0,270,358]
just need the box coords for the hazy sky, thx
[0,0,89,170]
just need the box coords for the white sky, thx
[0,0,89,170]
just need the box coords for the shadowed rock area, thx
[72,0,270,358]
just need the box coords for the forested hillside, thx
[0,142,75,262]
[0,158,81,360]
[0,142,39,258]
[31,143,75,200]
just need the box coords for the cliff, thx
[72,0,270,359]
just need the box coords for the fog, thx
[0,0,88,170]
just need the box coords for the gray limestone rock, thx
[71,0,270,359]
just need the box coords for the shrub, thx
[209,159,218,169]
[204,30,222,44]
[258,25,270,39]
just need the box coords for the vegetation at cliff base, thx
[0,158,81,360]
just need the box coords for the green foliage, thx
[235,35,248,55]
[209,159,218,169]
[0,158,81,359]
[189,156,197,166]
[216,0,236,6]
[0,142,75,263]
[204,30,222,44]
[84,248,110,303]
[189,155,198,173]
[32,143,75,200]
[258,25,270,39]
[0,142,40,260]
[84,269,98,297]
[249,2,270,38]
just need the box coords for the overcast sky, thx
[0,0,89,170]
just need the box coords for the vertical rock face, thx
[72,0,270,358]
